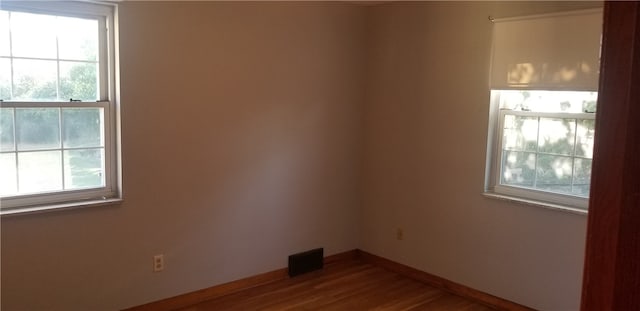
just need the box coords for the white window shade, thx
[490,9,603,91]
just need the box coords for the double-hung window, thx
[0,1,120,214]
[486,9,602,210]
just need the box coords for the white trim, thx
[501,110,595,120]
[0,101,107,108]
[494,184,588,210]
[1,197,122,217]
[482,192,587,216]
[98,14,108,100]
[0,1,114,19]
[488,85,599,92]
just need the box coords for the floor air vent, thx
[288,248,323,277]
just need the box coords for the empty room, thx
[2,1,638,310]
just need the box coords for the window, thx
[486,9,602,210]
[0,2,119,214]
[490,90,597,208]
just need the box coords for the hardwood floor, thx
[179,259,496,310]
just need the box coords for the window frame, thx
[0,1,120,215]
[488,104,594,210]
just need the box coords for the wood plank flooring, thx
[179,259,496,310]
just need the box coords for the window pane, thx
[13,59,57,101]
[503,115,538,152]
[18,151,62,193]
[0,108,15,151]
[16,108,60,151]
[538,118,576,156]
[498,90,598,113]
[536,155,573,194]
[0,58,12,100]
[576,119,595,158]
[0,11,9,57]
[573,158,592,197]
[582,97,598,113]
[501,151,536,187]
[59,62,98,101]
[0,153,17,195]
[63,108,103,148]
[57,16,98,61]
[9,12,57,59]
[64,148,104,190]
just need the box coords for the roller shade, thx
[490,9,603,91]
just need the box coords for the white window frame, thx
[0,1,121,215]
[487,104,594,210]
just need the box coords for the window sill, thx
[482,192,588,216]
[0,198,123,217]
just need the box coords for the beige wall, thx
[362,2,600,310]
[1,1,602,310]
[1,3,365,310]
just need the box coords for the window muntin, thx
[0,10,100,102]
[0,2,118,213]
[1,106,106,196]
[490,90,596,209]
[499,110,594,196]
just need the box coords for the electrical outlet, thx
[153,254,164,272]
[396,228,404,240]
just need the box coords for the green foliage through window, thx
[0,10,99,102]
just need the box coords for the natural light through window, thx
[486,9,601,210]
[495,90,596,199]
[0,10,99,101]
[0,107,106,196]
[0,2,119,213]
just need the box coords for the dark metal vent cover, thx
[288,248,323,277]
